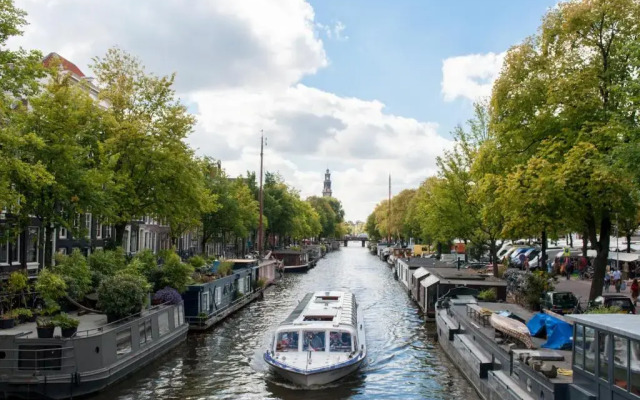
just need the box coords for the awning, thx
[413,267,429,280]
[420,274,440,289]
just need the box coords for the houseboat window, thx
[276,331,299,352]
[303,331,326,352]
[18,345,61,371]
[574,324,584,369]
[116,328,132,357]
[631,340,640,395]
[178,305,184,325]
[202,292,210,311]
[158,311,170,336]
[173,307,180,328]
[215,286,222,305]
[614,335,629,390]
[584,326,596,374]
[330,332,352,352]
[598,331,609,381]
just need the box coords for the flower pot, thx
[37,326,55,338]
[0,318,15,329]
[61,327,77,338]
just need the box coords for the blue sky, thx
[306,0,557,138]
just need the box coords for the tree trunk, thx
[114,221,127,248]
[627,233,632,253]
[589,213,611,301]
[541,229,547,270]
[463,239,468,262]
[568,233,573,247]
[490,239,498,277]
[582,230,588,257]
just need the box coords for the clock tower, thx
[322,169,332,197]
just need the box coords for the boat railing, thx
[74,302,177,337]
[0,345,78,375]
[185,289,261,325]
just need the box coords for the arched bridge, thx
[343,235,369,247]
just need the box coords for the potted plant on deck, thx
[53,313,79,338]
[0,312,15,329]
[98,274,149,323]
[13,308,34,323]
[36,316,56,338]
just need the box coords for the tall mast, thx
[388,174,391,243]
[258,131,264,256]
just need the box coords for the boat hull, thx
[282,263,309,273]
[265,353,364,387]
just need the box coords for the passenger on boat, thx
[276,332,299,351]
[304,332,325,351]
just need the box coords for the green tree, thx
[489,0,640,298]
[91,48,214,247]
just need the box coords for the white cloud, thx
[10,0,450,221]
[441,51,506,102]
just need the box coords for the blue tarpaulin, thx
[526,313,573,350]
[527,313,548,337]
[542,316,573,350]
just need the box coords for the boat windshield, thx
[276,331,299,352]
[303,331,326,352]
[330,331,352,352]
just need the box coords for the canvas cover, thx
[526,313,573,350]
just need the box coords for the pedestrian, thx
[524,255,530,272]
[564,257,572,280]
[613,268,622,293]
[579,256,587,280]
[632,279,639,305]
[604,271,611,292]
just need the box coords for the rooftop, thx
[565,314,640,341]
[42,52,86,77]
[427,267,507,286]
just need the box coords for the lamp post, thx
[258,131,265,257]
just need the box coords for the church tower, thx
[322,169,332,197]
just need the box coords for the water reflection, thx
[91,243,479,400]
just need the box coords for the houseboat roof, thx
[565,314,640,341]
[426,267,507,287]
[413,267,429,280]
[272,249,305,255]
[280,291,356,328]
[398,257,443,269]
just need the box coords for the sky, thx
[9,0,558,222]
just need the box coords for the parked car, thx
[464,262,491,270]
[589,295,636,314]
[540,291,581,315]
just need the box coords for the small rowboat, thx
[490,313,534,349]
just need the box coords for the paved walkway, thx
[555,277,633,304]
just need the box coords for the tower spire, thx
[322,169,332,197]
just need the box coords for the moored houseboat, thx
[272,250,310,273]
[0,303,187,399]
[264,291,366,387]
[436,291,640,400]
[182,259,271,331]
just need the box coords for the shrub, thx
[97,274,149,320]
[36,316,55,328]
[188,256,206,269]
[53,312,79,328]
[477,288,497,301]
[5,271,28,312]
[153,287,183,305]
[88,249,126,287]
[256,278,267,289]
[524,271,554,310]
[13,308,33,320]
[35,269,67,311]
[587,306,622,314]
[217,261,233,277]
[132,249,158,278]
[159,253,194,293]
[53,249,92,301]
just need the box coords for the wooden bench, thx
[467,303,492,326]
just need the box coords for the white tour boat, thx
[264,291,366,387]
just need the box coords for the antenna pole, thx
[388,174,391,243]
[258,131,264,256]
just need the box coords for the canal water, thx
[92,243,479,400]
